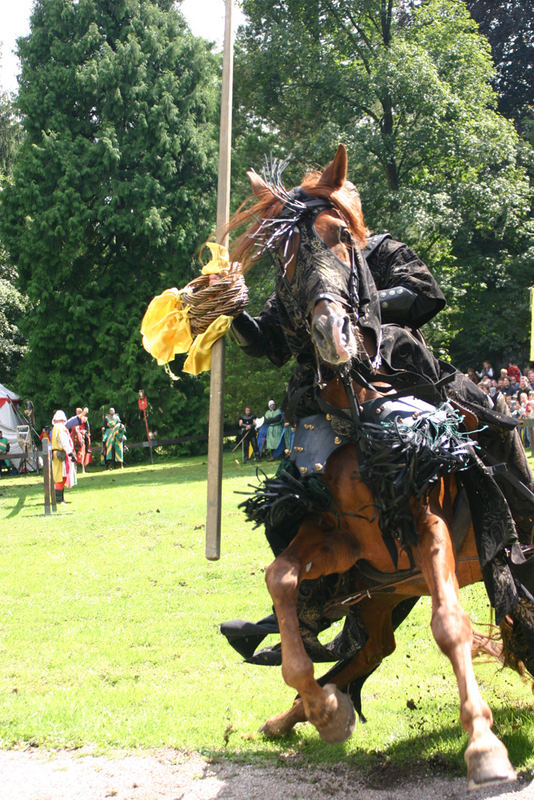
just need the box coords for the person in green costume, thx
[264,400,283,461]
[101,408,127,469]
[0,430,11,474]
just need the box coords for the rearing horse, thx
[227,144,534,790]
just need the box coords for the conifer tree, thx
[0,0,218,438]
[0,90,28,382]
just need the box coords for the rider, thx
[221,152,534,689]
[229,177,534,543]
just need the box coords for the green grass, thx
[0,452,533,778]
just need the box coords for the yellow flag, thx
[141,243,235,374]
[140,288,193,365]
[200,242,231,275]
[182,315,233,375]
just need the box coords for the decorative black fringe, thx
[237,459,333,533]
[356,404,476,566]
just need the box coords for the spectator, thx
[507,361,521,391]
[101,407,127,470]
[39,426,52,442]
[507,361,521,381]
[477,360,494,380]
[500,376,515,397]
[51,410,77,504]
[238,406,259,464]
[526,390,534,452]
[263,400,284,461]
[466,367,478,383]
[0,429,11,475]
[70,407,92,473]
[519,375,532,393]
[477,380,491,397]
[509,397,521,419]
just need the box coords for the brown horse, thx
[228,144,534,790]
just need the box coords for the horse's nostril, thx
[341,317,351,346]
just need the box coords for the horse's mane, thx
[226,193,285,272]
[226,169,369,273]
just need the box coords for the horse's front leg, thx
[261,593,399,738]
[264,521,359,743]
[413,492,516,790]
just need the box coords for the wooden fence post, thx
[50,442,57,512]
[42,438,56,514]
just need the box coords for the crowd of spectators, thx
[468,360,534,451]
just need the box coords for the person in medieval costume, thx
[0,430,11,475]
[51,410,77,504]
[237,406,260,463]
[263,400,284,461]
[101,407,127,469]
[69,407,92,473]
[228,158,534,545]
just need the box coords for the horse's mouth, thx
[312,312,355,366]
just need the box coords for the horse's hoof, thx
[313,684,356,744]
[260,716,294,738]
[260,700,306,738]
[465,738,516,791]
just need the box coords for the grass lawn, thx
[0,451,532,777]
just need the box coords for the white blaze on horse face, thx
[312,299,355,365]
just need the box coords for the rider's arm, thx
[230,293,292,367]
[366,236,446,328]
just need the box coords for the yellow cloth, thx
[200,242,230,275]
[141,288,193,365]
[141,244,234,374]
[183,315,232,375]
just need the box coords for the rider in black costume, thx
[230,226,534,542]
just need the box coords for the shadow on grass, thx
[0,455,224,512]
[5,494,25,518]
[0,454,262,515]
[202,705,534,784]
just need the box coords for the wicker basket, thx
[180,262,248,335]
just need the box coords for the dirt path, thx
[1,749,533,800]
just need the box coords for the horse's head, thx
[243,144,374,369]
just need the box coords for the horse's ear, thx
[318,143,347,190]
[247,169,275,201]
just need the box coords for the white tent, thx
[0,383,24,456]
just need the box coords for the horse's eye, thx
[339,227,351,244]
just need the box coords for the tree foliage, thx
[232,0,534,368]
[223,264,295,429]
[466,0,534,128]
[0,90,23,175]
[0,91,29,382]
[0,259,31,382]
[0,0,220,439]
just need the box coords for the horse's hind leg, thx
[264,522,359,743]
[413,495,516,790]
[260,697,307,737]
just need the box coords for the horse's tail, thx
[471,625,504,664]
[499,613,534,691]
[472,620,534,694]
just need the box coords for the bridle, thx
[248,179,449,431]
